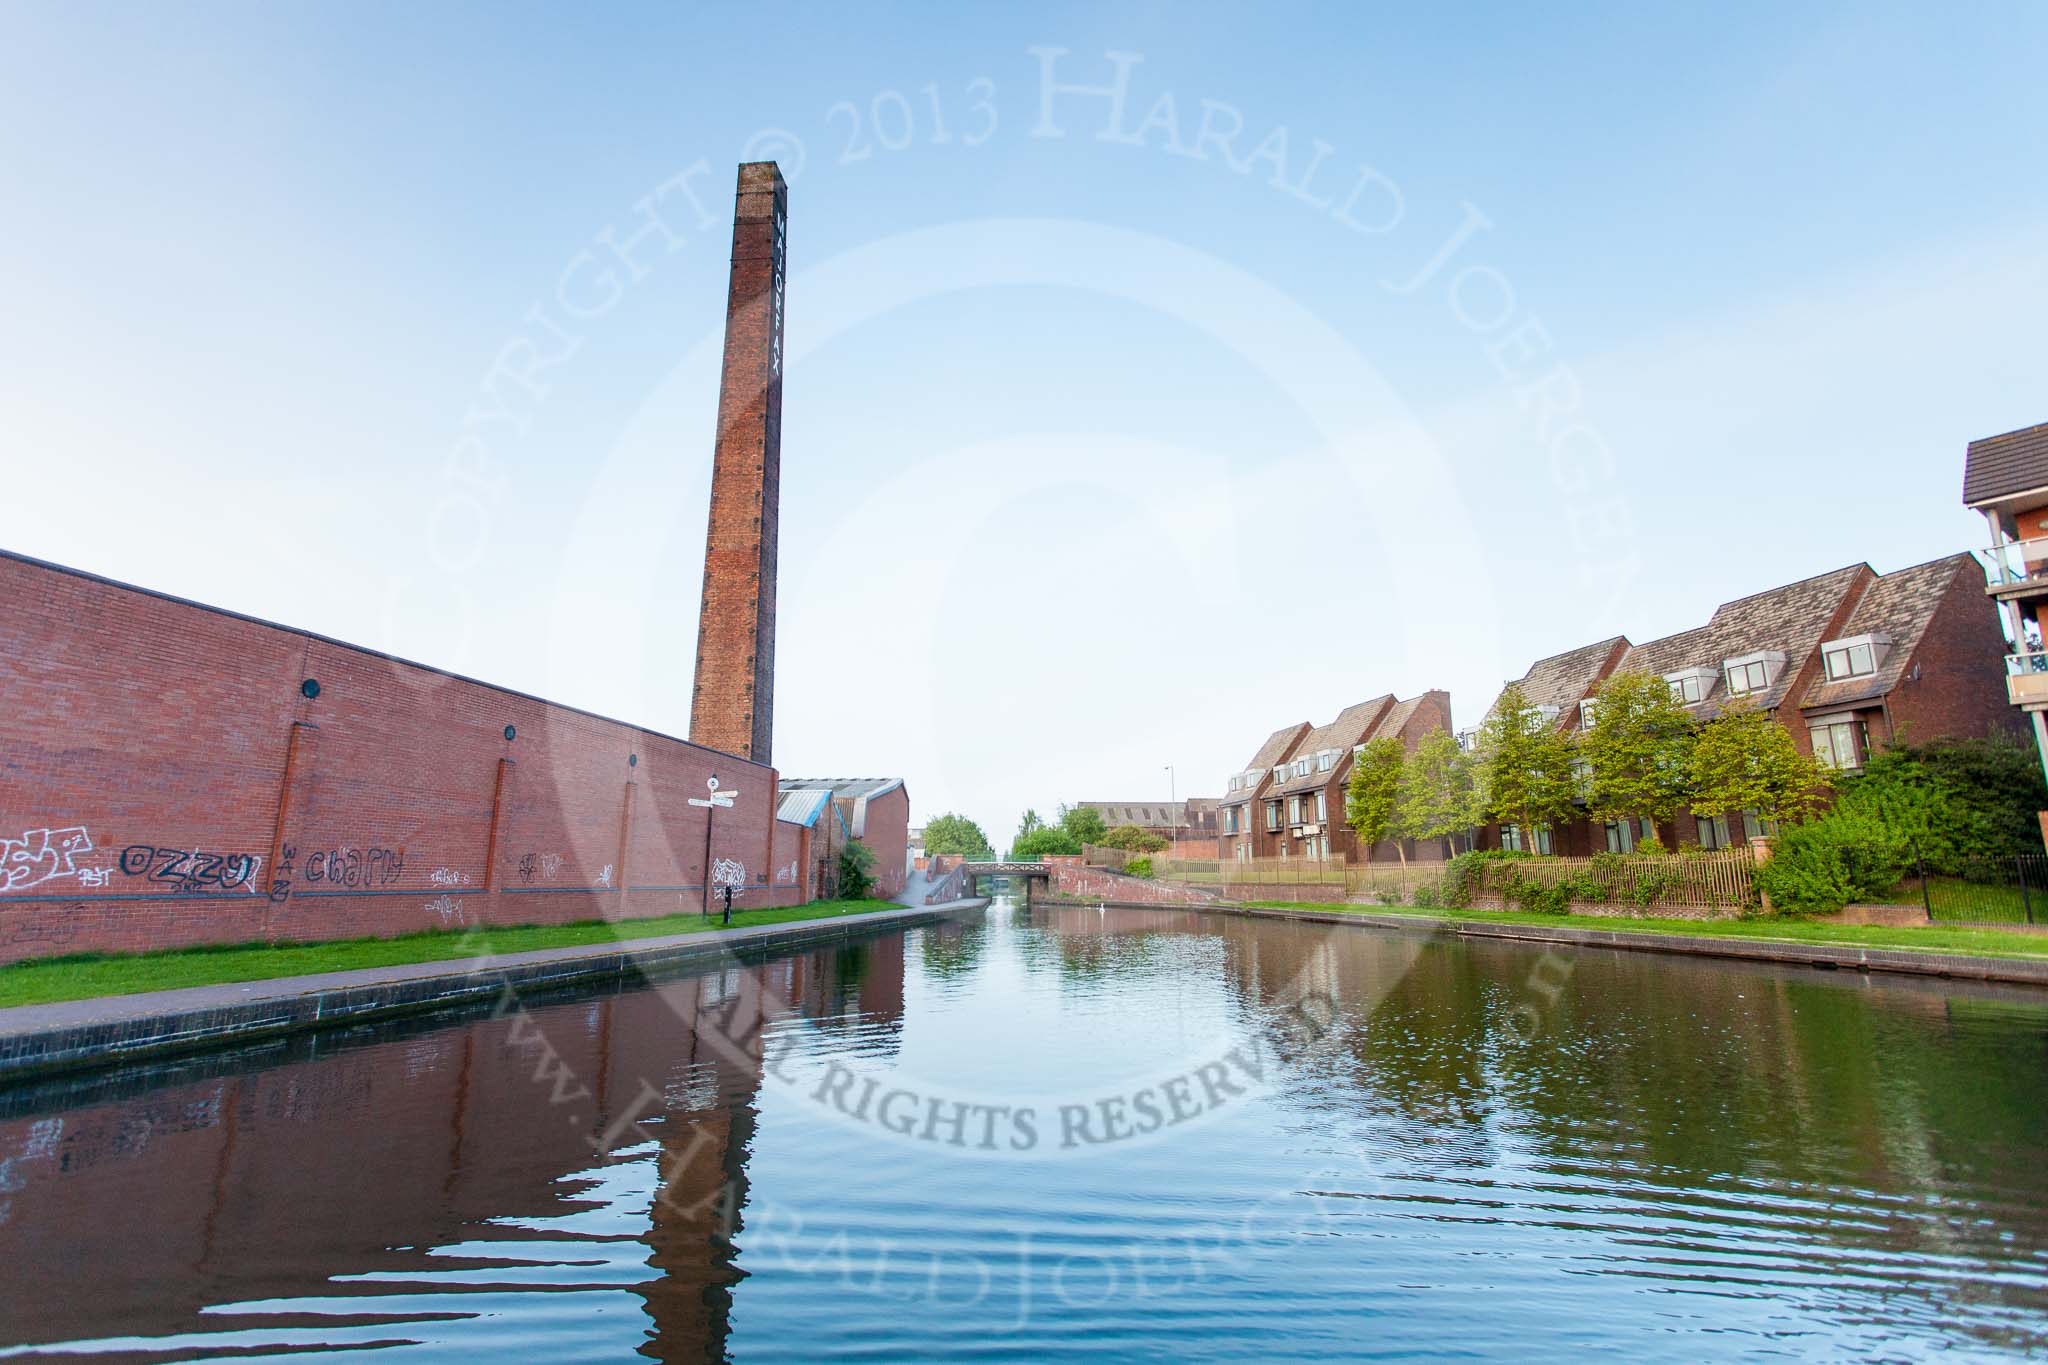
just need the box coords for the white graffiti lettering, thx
[1,828,94,892]
[711,858,747,889]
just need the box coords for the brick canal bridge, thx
[959,861,1052,881]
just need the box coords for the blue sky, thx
[3,3,2044,848]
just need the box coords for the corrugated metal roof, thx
[777,789,833,826]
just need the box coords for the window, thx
[1723,651,1786,697]
[1274,765,1287,784]
[1725,660,1769,695]
[1668,673,1702,703]
[1696,812,1729,851]
[1741,810,1777,841]
[1605,817,1657,854]
[1316,750,1336,772]
[1315,790,1327,821]
[1810,718,1865,771]
[1456,729,1479,753]
[1293,759,1311,778]
[1533,826,1554,856]
[1288,796,1302,823]
[1821,634,1889,681]
[1578,699,1600,729]
[1266,801,1283,831]
[1500,825,1524,852]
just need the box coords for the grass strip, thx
[0,899,905,1009]
[1234,899,2048,961]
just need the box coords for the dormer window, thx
[1821,633,1891,682]
[1723,651,1787,697]
[1273,765,1287,784]
[1455,728,1479,753]
[1577,699,1600,729]
[1664,666,1715,704]
[1315,749,1338,772]
[1292,758,1311,778]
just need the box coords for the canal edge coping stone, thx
[0,899,992,1084]
[1047,897,2048,988]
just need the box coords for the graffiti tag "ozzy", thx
[118,846,259,894]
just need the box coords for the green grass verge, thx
[1234,899,2048,961]
[0,899,904,1009]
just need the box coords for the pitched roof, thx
[1617,564,1868,718]
[1221,722,1311,806]
[1480,636,1629,724]
[1273,697,1394,794]
[1798,554,1975,713]
[1078,800,1191,826]
[1963,421,2048,507]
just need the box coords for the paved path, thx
[0,899,991,1082]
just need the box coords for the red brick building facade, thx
[1471,555,2014,855]
[0,551,808,965]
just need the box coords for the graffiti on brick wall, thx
[597,864,613,888]
[428,867,472,887]
[776,860,799,885]
[268,843,296,903]
[516,851,566,885]
[711,858,747,889]
[117,845,262,895]
[424,894,464,927]
[1,827,96,892]
[304,846,404,889]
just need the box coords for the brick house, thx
[1473,557,2012,855]
[777,778,910,898]
[1218,692,1452,862]
[1962,419,2048,784]
[775,787,850,901]
[1219,722,1311,861]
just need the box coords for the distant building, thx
[777,778,910,898]
[1218,693,1452,862]
[1963,419,2048,786]
[1072,800,1217,841]
[1473,557,2011,855]
[776,787,851,901]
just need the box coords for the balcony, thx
[1978,539,2048,597]
[2006,652,2048,707]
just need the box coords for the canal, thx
[2,899,2045,1360]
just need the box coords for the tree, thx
[1058,803,1109,846]
[1011,826,1081,859]
[1098,824,1168,853]
[1477,682,1578,853]
[1582,670,1698,839]
[1398,727,1481,859]
[1346,735,1407,864]
[1010,808,1079,859]
[1690,698,1828,828]
[923,812,994,860]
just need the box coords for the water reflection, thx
[0,902,2044,1360]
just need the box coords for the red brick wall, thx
[0,552,804,964]
[1882,560,2022,747]
[689,163,787,766]
[856,785,910,899]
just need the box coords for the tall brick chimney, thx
[690,162,787,764]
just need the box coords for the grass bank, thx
[1235,899,2048,961]
[0,899,904,1009]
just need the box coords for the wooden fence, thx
[1467,848,1758,911]
[1157,848,1757,912]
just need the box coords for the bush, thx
[1411,883,1440,909]
[1098,824,1170,853]
[1752,810,1910,914]
[1122,856,1155,879]
[1841,734,2047,874]
[838,841,877,900]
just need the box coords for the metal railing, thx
[2005,652,2048,706]
[1977,539,2048,590]
[1917,852,2048,925]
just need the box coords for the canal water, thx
[2,900,2046,1360]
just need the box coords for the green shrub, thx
[1099,825,1170,853]
[838,841,877,899]
[1122,856,1155,879]
[1752,810,1910,914]
[1411,883,1440,909]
